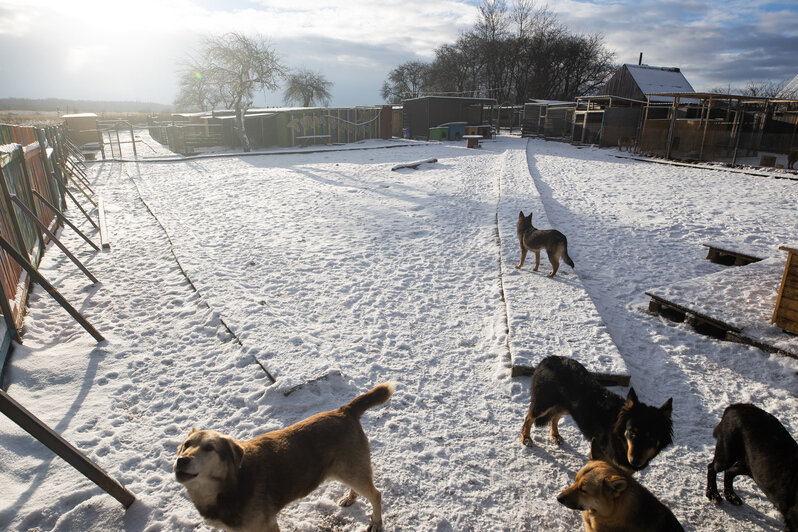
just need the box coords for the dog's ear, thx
[518,211,525,220]
[224,438,245,469]
[659,398,673,419]
[604,475,628,497]
[189,427,198,435]
[589,438,608,461]
[624,387,638,409]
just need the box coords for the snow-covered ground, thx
[0,133,796,531]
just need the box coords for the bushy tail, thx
[563,248,575,269]
[342,382,395,418]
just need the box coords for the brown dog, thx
[558,439,684,532]
[174,382,394,532]
[515,211,574,277]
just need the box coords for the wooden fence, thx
[0,124,68,334]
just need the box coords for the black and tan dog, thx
[617,136,636,152]
[706,403,798,531]
[558,438,684,531]
[174,382,394,532]
[515,211,574,277]
[521,356,673,472]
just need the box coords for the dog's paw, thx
[366,521,384,532]
[522,436,533,447]
[551,435,564,446]
[338,491,357,507]
[724,491,743,506]
[514,264,522,269]
[706,487,723,505]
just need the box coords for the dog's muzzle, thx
[174,456,198,483]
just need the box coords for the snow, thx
[625,64,695,101]
[0,133,796,531]
[650,257,798,357]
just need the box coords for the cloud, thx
[2,0,795,105]
[550,0,798,90]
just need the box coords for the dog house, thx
[772,245,798,335]
[63,113,98,147]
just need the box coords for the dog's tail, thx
[563,247,575,269]
[343,381,395,418]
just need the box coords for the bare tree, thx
[177,33,285,151]
[283,69,333,107]
[381,61,430,103]
[174,67,218,112]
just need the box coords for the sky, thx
[0,0,796,109]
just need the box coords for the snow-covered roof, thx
[626,64,695,100]
[526,99,575,107]
[779,74,798,98]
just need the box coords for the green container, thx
[428,127,449,141]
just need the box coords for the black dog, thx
[706,403,798,531]
[521,356,673,472]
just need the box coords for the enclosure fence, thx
[0,123,68,332]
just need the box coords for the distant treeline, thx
[0,97,171,114]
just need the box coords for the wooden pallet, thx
[646,292,797,360]
[702,243,764,266]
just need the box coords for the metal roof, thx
[625,64,695,102]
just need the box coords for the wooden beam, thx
[61,165,96,207]
[98,197,110,250]
[0,236,104,342]
[65,187,99,230]
[0,389,135,508]
[32,189,99,251]
[10,195,98,284]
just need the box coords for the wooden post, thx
[98,197,110,250]
[639,97,651,154]
[96,129,106,160]
[0,236,104,342]
[731,100,745,166]
[665,95,679,160]
[0,389,135,508]
[129,123,137,158]
[699,96,712,162]
[10,195,98,284]
[32,189,99,251]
